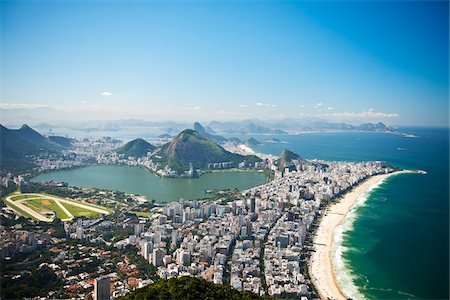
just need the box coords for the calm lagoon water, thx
[31,165,267,202]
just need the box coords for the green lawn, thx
[42,194,113,212]
[39,199,70,220]
[130,211,151,217]
[10,194,41,201]
[22,200,49,213]
[60,202,100,217]
[21,200,72,220]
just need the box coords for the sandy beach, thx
[309,171,407,300]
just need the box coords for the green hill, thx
[277,148,305,172]
[118,276,272,300]
[116,138,156,157]
[155,129,261,173]
[0,124,66,173]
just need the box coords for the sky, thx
[1,0,448,126]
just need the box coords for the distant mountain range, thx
[1,120,411,176]
[0,124,72,173]
[206,119,400,135]
[23,118,410,138]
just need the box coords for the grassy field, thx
[23,200,51,214]
[4,192,112,222]
[61,202,99,217]
[41,194,113,212]
[10,194,41,201]
[26,199,71,220]
[130,211,151,217]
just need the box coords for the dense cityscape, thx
[1,135,393,299]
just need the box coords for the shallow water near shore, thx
[242,128,449,299]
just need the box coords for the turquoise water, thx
[244,128,449,299]
[31,166,267,202]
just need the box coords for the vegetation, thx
[117,138,156,157]
[101,225,134,242]
[10,194,41,201]
[1,265,63,299]
[130,211,151,217]
[122,245,159,281]
[118,276,273,300]
[0,124,68,175]
[61,202,100,217]
[277,148,304,172]
[28,198,71,219]
[155,129,261,173]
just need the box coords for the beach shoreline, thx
[309,170,412,300]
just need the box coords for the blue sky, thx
[1,1,448,126]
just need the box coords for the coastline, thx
[309,170,412,300]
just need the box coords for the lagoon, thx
[31,165,267,202]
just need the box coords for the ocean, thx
[245,128,449,299]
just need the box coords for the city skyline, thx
[1,1,448,126]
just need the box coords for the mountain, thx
[192,122,229,144]
[208,120,288,135]
[205,125,216,135]
[116,138,156,157]
[0,124,65,173]
[246,137,261,146]
[155,129,260,173]
[206,119,403,135]
[118,276,270,300]
[193,122,207,134]
[355,122,395,132]
[278,148,305,172]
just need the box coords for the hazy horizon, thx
[1,1,448,127]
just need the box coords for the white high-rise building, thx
[141,241,153,260]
